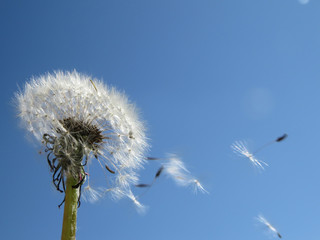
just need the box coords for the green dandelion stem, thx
[61,175,79,240]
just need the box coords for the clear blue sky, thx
[1,0,320,239]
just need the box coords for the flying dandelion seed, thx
[231,141,268,170]
[163,155,208,194]
[231,134,288,170]
[15,70,148,210]
[256,215,282,239]
[136,155,208,194]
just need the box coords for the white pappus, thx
[256,214,282,239]
[163,155,208,194]
[231,141,268,171]
[15,70,148,210]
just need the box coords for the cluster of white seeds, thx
[16,70,148,209]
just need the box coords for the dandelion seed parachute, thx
[15,70,148,209]
[231,141,268,170]
[232,134,287,171]
[136,155,208,194]
[163,155,208,194]
[256,215,282,239]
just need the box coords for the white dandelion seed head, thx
[231,141,268,170]
[15,70,149,204]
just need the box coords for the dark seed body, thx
[135,184,151,188]
[276,134,288,142]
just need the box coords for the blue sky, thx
[1,0,320,239]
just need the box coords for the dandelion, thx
[231,141,268,170]
[15,70,148,239]
[256,215,282,238]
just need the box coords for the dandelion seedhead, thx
[15,70,148,209]
[256,215,282,239]
[231,141,268,170]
